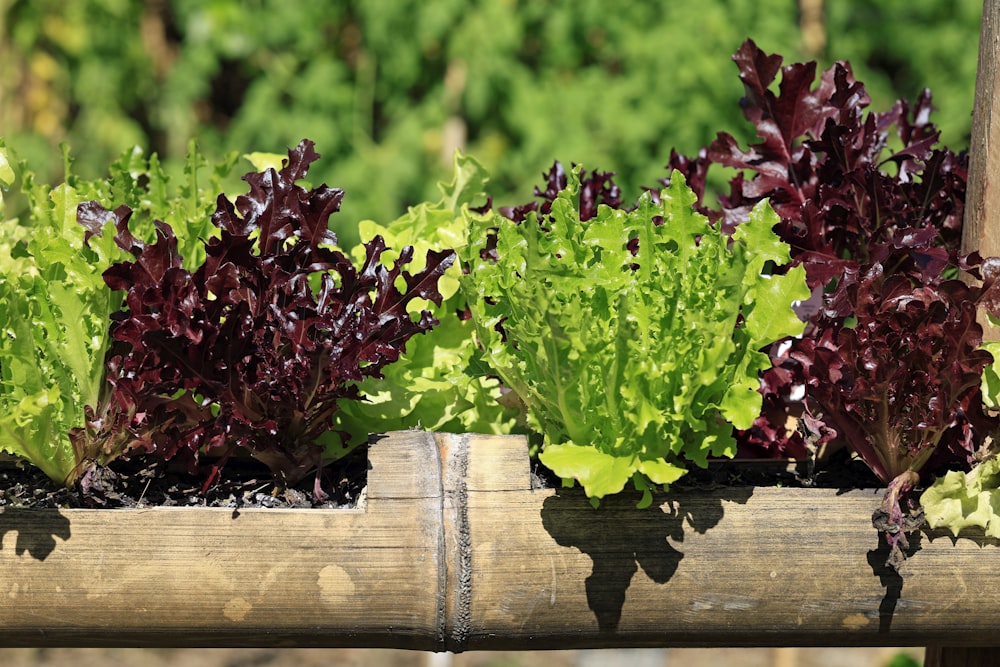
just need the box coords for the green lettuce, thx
[460,169,809,506]
[920,340,1000,537]
[980,341,1000,412]
[1,143,123,484]
[0,140,237,486]
[921,457,1000,538]
[329,152,520,454]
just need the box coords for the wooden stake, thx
[963,0,1000,263]
[932,2,1000,663]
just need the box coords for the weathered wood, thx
[964,0,1000,263]
[455,434,1000,650]
[2,431,1000,649]
[0,430,446,648]
[929,1,1000,663]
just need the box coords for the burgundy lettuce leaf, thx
[696,41,965,280]
[79,139,455,497]
[668,39,982,464]
[498,161,624,224]
[656,39,993,567]
[478,162,625,265]
[809,268,992,484]
[806,261,994,567]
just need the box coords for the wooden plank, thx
[458,433,1000,650]
[931,1,1000,663]
[4,430,1000,649]
[0,430,445,648]
[964,0,1000,263]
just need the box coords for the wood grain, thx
[0,430,445,649]
[457,434,1000,651]
[925,3,1000,663]
[3,431,1000,649]
[891,1,1000,660]
[964,0,1000,261]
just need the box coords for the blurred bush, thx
[0,0,982,245]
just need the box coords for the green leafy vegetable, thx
[0,149,14,195]
[981,341,1000,412]
[920,340,1000,538]
[921,457,1000,538]
[333,152,520,445]
[0,140,238,486]
[460,168,810,505]
[0,142,122,484]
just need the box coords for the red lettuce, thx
[666,39,998,566]
[498,161,624,224]
[78,140,454,498]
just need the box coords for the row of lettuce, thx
[0,40,998,550]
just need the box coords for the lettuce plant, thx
[0,142,109,485]
[662,40,998,566]
[81,140,454,498]
[922,457,1000,539]
[333,152,521,445]
[921,330,1000,537]
[460,168,809,507]
[0,140,237,486]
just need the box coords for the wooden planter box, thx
[0,430,996,651]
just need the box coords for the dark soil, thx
[0,440,884,511]
[0,448,370,510]
[527,442,886,495]
[674,445,885,490]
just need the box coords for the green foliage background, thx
[0,0,983,246]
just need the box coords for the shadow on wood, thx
[539,487,753,633]
[455,434,1000,651]
[1,431,999,650]
[0,509,70,560]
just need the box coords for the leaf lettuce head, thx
[460,168,809,504]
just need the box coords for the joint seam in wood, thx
[442,433,472,652]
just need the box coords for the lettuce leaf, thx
[461,168,809,504]
[0,143,132,484]
[921,341,1000,538]
[0,140,238,486]
[333,152,520,447]
[87,140,455,497]
[981,341,1000,412]
[921,457,1000,538]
